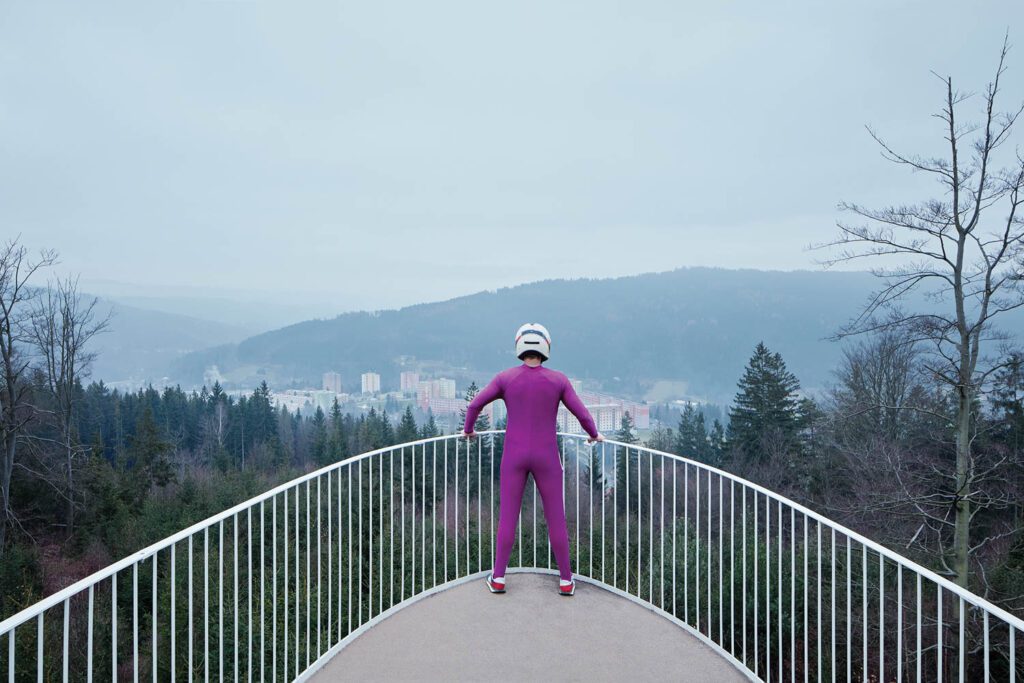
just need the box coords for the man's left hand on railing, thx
[462,430,477,440]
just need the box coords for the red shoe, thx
[559,578,576,596]
[486,573,506,593]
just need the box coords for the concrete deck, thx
[312,573,747,682]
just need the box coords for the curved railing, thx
[1,431,1022,681]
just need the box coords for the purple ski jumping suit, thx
[463,362,599,581]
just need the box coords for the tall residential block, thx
[437,378,456,399]
[415,377,456,401]
[361,372,381,394]
[322,371,343,394]
[400,371,420,392]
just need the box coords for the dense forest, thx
[0,376,448,623]
[669,339,1024,611]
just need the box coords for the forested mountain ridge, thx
[172,267,1009,401]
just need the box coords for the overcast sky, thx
[3,1,1023,313]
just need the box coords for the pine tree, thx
[615,412,640,515]
[414,408,440,505]
[210,381,225,406]
[418,410,439,438]
[397,405,419,443]
[381,410,395,445]
[458,381,491,433]
[391,406,421,501]
[357,408,387,452]
[708,419,726,465]
[277,405,296,464]
[991,354,1024,452]
[726,341,805,461]
[458,381,492,498]
[311,406,329,465]
[676,408,720,465]
[249,381,281,464]
[128,405,174,497]
[675,404,709,461]
[617,411,638,444]
[328,400,350,460]
[251,382,276,441]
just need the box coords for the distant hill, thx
[169,267,1024,403]
[87,299,254,385]
[81,277,345,332]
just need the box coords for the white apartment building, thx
[438,378,456,399]
[415,377,456,401]
[322,371,343,394]
[399,371,420,392]
[556,380,650,434]
[490,399,507,425]
[559,403,629,434]
[361,372,381,394]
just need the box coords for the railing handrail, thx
[0,430,466,634]
[589,437,1024,632]
[2,429,1022,640]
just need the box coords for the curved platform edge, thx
[295,567,758,683]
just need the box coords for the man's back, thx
[464,363,598,456]
[501,364,565,455]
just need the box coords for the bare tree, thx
[825,333,953,568]
[29,276,109,536]
[0,238,57,554]
[830,328,925,442]
[815,36,1024,588]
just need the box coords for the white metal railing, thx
[1,431,1022,681]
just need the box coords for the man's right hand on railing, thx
[586,432,605,444]
[462,430,477,440]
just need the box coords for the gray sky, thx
[3,1,1023,314]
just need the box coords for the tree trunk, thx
[0,431,15,555]
[65,424,75,537]
[953,383,972,588]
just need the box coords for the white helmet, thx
[515,322,551,361]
